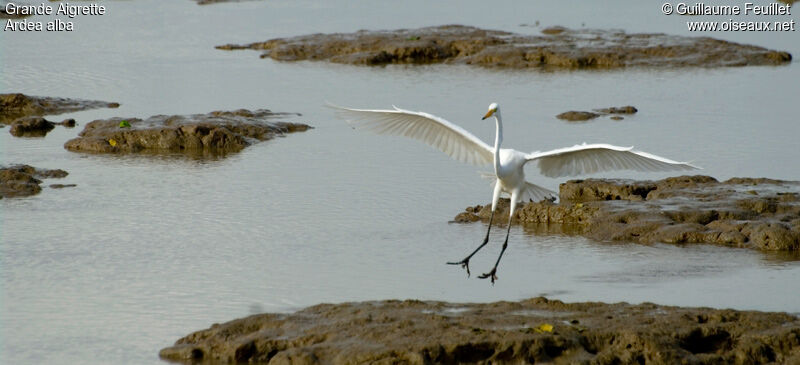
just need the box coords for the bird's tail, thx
[479,172,557,203]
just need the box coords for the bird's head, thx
[482,103,499,120]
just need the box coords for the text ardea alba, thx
[331,103,699,283]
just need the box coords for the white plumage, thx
[333,104,494,166]
[330,102,699,283]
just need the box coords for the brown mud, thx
[217,25,792,70]
[0,165,69,199]
[64,109,311,156]
[160,297,800,364]
[455,176,800,251]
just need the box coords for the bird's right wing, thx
[328,104,494,166]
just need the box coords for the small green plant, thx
[119,120,131,128]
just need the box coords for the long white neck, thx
[493,111,503,174]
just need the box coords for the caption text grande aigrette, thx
[4,2,106,18]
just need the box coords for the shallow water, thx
[1,0,799,364]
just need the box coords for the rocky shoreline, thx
[0,93,119,125]
[1,93,118,137]
[0,165,71,199]
[160,297,800,364]
[217,25,792,69]
[64,109,311,156]
[454,176,800,251]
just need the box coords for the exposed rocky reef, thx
[556,111,602,121]
[64,109,311,156]
[557,105,638,121]
[217,25,792,69]
[0,93,119,125]
[7,116,76,137]
[8,117,56,137]
[0,165,69,199]
[595,106,638,114]
[160,297,800,364]
[455,176,800,251]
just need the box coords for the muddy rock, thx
[558,105,638,122]
[556,111,601,121]
[0,165,69,198]
[540,26,567,35]
[8,117,56,137]
[217,25,792,69]
[58,118,77,128]
[595,106,638,114]
[160,297,800,364]
[64,109,311,156]
[455,176,800,251]
[0,93,119,125]
[49,183,77,189]
[8,116,79,137]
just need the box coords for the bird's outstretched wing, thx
[525,143,699,178]
[329,104,494,166]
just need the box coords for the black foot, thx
[478,269,498,284]
[446,259,471,277]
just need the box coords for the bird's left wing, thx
[525,143,700,178]
[329,104,494,166]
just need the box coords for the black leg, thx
[479,219,512,284]
[447,209,494,277]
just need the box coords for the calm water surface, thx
[1,1,799,364]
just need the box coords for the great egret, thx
[331,103,699,283]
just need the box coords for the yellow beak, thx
[482,110,495,120]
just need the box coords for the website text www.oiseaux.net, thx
[686,19,795,32]
[661,2,796,32]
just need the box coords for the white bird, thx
[330,102,699,283]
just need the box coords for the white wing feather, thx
[329,104,494,166]
[526,143,700,178]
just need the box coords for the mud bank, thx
[455,176,800,251]
[217,25,792,69]
[0,93,119,125]
[64,109,311,156]
[160,297,800,364]
[0,165,69,199]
